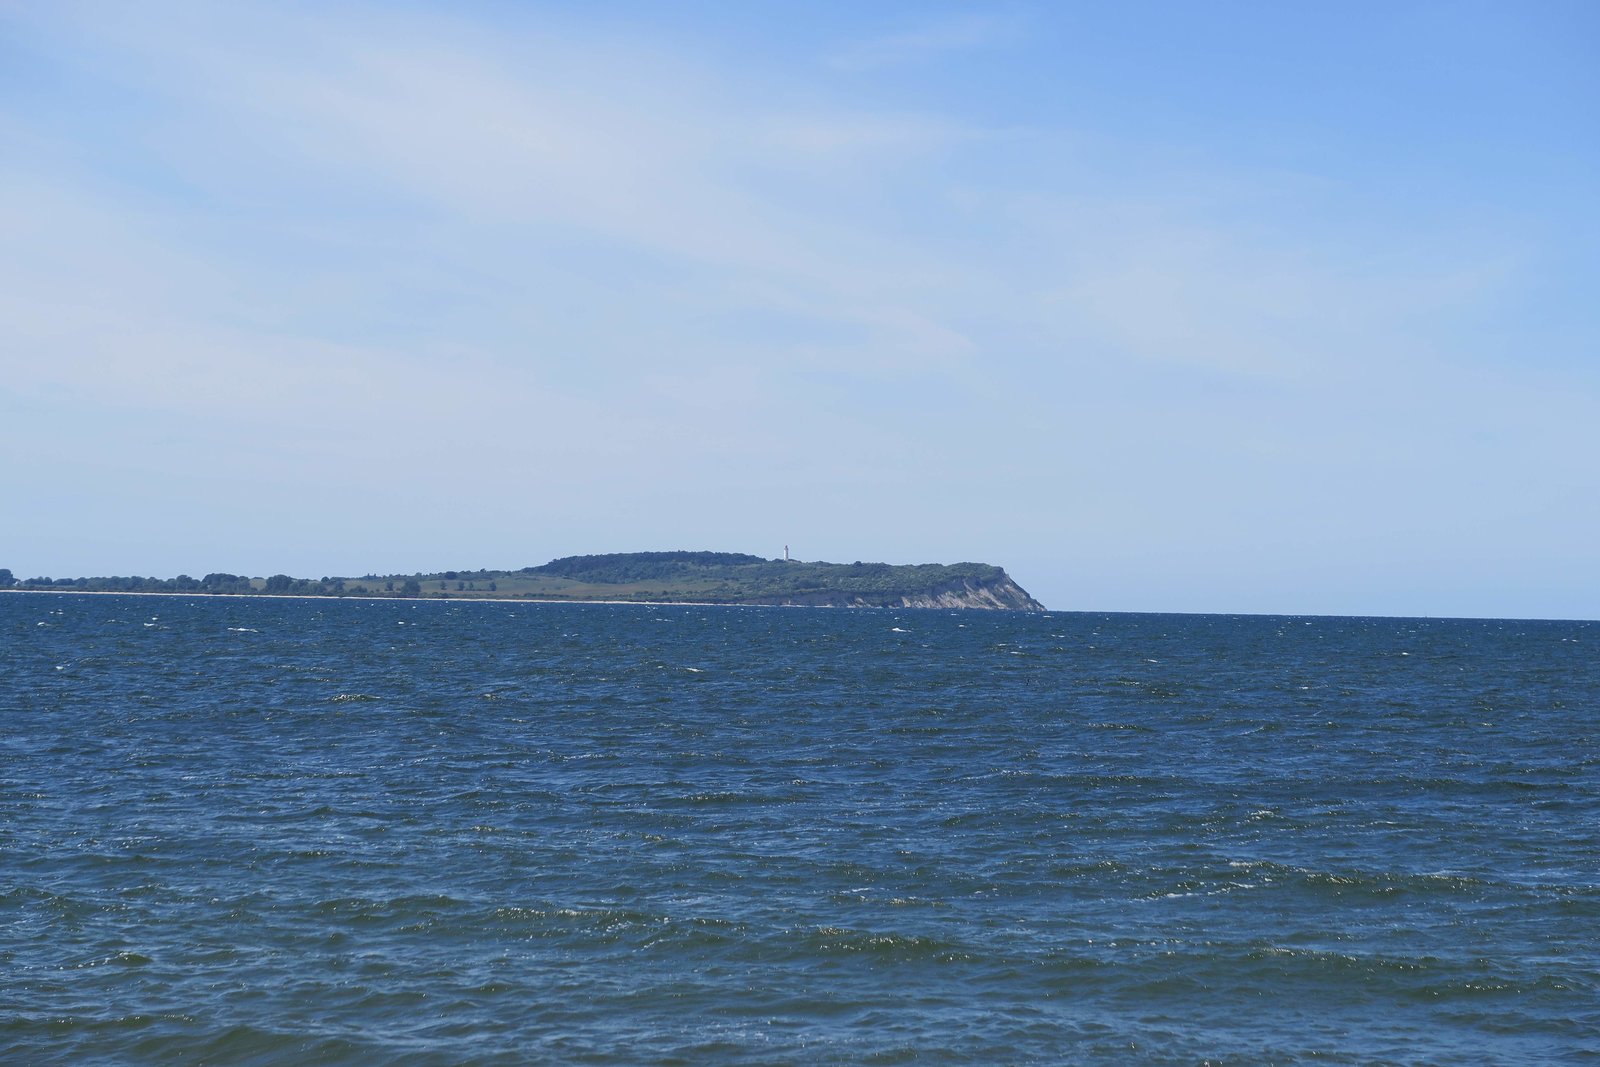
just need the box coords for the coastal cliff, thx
[737,572,1043,610]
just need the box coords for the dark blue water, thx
[3,594,1597,1064]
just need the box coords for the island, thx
[0,552,1045,610]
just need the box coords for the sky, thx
[2,1,1598,617]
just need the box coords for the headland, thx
[0,552,1046,610]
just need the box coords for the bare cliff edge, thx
[0,552,1045,610]
[737,574,1043,610]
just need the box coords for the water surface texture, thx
[3,594,1597,1064]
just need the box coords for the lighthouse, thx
[784,545,790,562]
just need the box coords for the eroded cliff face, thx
[896,575,1044,610]
[737,572,1044,610]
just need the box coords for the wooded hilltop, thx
[0,552,1045,610]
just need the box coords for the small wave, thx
[1145,881,1259,901]
[311,893,471,923]
[1223,860,1491,896]
[64,950,152,970]
[803,925,970,961]
[672,791,748,806]
[328,693,380,703]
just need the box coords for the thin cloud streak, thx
[825,13,1022,71]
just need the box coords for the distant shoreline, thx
[0,551,1048,610]
[0,588,909,609]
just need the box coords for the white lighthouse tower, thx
[783,544,790,562]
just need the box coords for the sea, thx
[2,593,1597,1065]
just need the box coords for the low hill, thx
[0,552,1045,610]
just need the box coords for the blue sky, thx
[2,1,1597,616]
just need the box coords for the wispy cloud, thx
[0,3,1530,407]
[825,13,1020,71]
[1,4,998,396]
